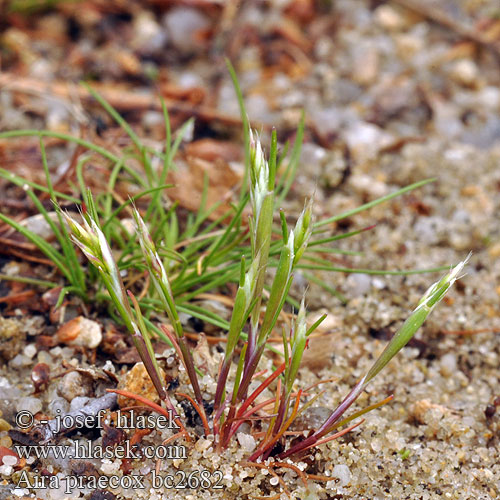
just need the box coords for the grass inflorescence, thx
[0,63,469,464]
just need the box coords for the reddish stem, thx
[106,388,189,441]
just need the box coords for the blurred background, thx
[2,0,500,153]
[2,0,500,305]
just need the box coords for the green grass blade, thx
[0,274,58,288]
[83,83,142,152]
[276,112,304,205]
[0,212,71,281]
[0,130,120,163]
[315,178,436,228]
[226,58,250,199]
[296,263,450,275]
[0,167,79,203]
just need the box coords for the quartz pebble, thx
[163,7,209,53]
[16,396,42,415]
[440,353,457,377]
[332,464,351,486]
[450,59,478,87]
[236,432,256,452]
[57,371,93,401]
[23,344,36,359]
[70,396,91,412]
[2,454,18,466]
[56,317,102,349]
[19,212,61,240]
[9,354,32,369]
[48,396,69,416]
[374,5,408,30]
[345,273,371,296]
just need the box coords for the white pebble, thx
[450,59,478,87]
[236,432,256,452]
[194,438,212,453]
[9,354,31,368]
[100,458,121,475]
[374,5,407,30]
[57,371,92,401]
[476,86,500,108]
[2,454,18,466]
[57,317,102,349]
[12,487,29,497]
[346,273,371,296]
[16,396,42,415]
[440,353,457,377]
[23,344,37,359]
[269,476,279,486]
[0,464,13,475]
[163,7,209,52]
[50,346,63,357]
[70,396,91,412]
[332,464,351,486]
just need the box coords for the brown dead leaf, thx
[160,82,206,106]
[167,155,243,220]
[272,17,312,53]
[284,0,316,24]
[185,138,242,163]
[114,49,142,76]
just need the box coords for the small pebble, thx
[0,418,11,431]
[484,405,495,418]
[70,396,91,412]
[236,432,256,453]
[450,59,478,87]
[48,397,69,416]
[194,438,212,453]
[374,5,413,30]
[23,344,36,359]
[332,464,351,486]
[440,353,457,377]
[117,362,166,406]
[16,396,42,415]
[0,317,26,361]
[56,317,102,349]
[0,435,12,448]
[8,354,31,369]
[132,11,166,54]
[0,464,13,475]
[163,7,209,53]
[19,212,60,240]
[57,371,93,402]
[345,273,371,296]
[2,454,18,466]
[31,362,50,392]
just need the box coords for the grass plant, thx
[0,65,469,464]
[61,131,469,461]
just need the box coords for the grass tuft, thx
[0,66,469,463]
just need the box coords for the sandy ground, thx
[1,0,499,498]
